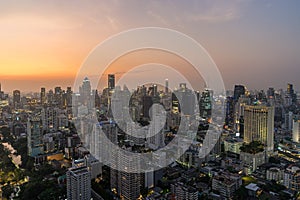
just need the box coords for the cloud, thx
[195,1,243,23]
[147,10,171,26]
[142,0,251,25]
[0,1,249,33]
[106,16,120,30]
[185,3,241,23]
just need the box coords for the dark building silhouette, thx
[108,74,115,90]
[142,95,153,119]
[40,87,46,105]
[267,87,275,98]
[233,85,245,102]
[287,83,297,103]
[225,96,234,127]
[13,90,21,109]
[199,89,212,119]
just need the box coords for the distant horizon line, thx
[0,82,298,95]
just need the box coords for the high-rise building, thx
[27,117,44,157]
[79,77,92,105]
[287,83,297,103]
[0,83,3,99]
[47,89,54,105]
[110,150,143,200]
[225,96,234,127]
[148,84,158,97]
[146,105,165,150]
[287,83,294,96]
[100,121,118,145]
[293,118,300,143]
[172,92,180,114]
[165,78,169,94]
[66,166,91,200]
[94,89,100,108]
[233,85,245,102]
[199,89,212,119]
[108,74,115,90]
[243,104,274,153]
[59,86,73,108]
[284,111,294,131]
[142,95,153,119]
[172,83,196,115]
[233,96,250,133]
[267,87,275,98]
[13,90,21,109]
[84,154,102,179]
[41,107,61,131]
[40,87,46,105]
[54,86,62,106]
[126,122,145,146]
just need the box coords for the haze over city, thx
[1,0,300,92]
[2,1,300,200]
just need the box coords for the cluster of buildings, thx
[1,77,300,200]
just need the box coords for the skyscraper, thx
[243,104,274,153]
[233,85,245,102]
[199,89,212,119]
[110,150,143,200]
[293,118,300,143]
[233,96,250,134]
[142,95,153,119]
[54,86,62,106]
[287,83,297,103]
[267,87,275,98]
[40,87,46,105]
[66,166,91,200]
[172,83,196,116]
[0,83,3,100]
[66,87,72,107]
[108,74,115,90]
[27,117,44,157]
[225,96,234,127]
[287,83,294,95]
[147,104,165,150]
[165,78,169,94]
[13,90,21,109]
[79,77,92,105]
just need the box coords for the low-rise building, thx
[171,182,198,200]
[212,172,242,199]
[266,167,283,182]
[224,137,243,155]
[245,183,262,197]
[283,165,300,191]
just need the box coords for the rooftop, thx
[245,183,260,191]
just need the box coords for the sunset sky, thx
[1,0,300,93]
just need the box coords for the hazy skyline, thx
[1,0,300,93]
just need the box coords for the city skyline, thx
[2,2,300,200]
[1,1,300,92]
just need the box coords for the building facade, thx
[66,166,91,200]
[244,105,274,153]
[293,119,300,143]
[27,117,44,157]
[283,165,300,191]
[212,172,242,199]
